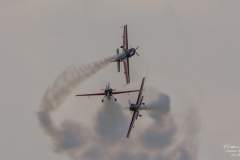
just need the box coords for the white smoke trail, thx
[37,57,201,160]
[37,56,115,153]
[142,93,200,160]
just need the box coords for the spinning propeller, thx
[130,45,140,56]
[101,82,116,91]
[124,100,132,110]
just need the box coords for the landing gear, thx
[112,95,117,102]
[102,96,106,102]
[139,114,142,117]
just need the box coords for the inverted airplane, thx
[112,25,139,85]
[124,77,146,138]
[75,82,140,102]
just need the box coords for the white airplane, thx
[112,25,139,85]
[124,77,146,138]
[75,82,140,102]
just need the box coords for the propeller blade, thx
[128,100,131,105]
[136,46,139,50]
[108,82,110,88]
[136,52,140,56]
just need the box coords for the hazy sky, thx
[1,0,240,160]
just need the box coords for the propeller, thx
[108,82,110,88]
[124,100,132,110]
[135,46,140,56]
[128,100,131,105]
[130,45,140,56]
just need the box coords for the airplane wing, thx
[122,25,128,52]
[122,58,130,84]
[112,90,139,95]
[76,92,105,96]
[136,78,146,105]
[127,111,137,138]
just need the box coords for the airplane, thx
[112,25,140,85]
[75,82,140,102]
[124,77,146,138]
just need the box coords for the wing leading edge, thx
[122,25,128,51]
[127,111,137,138]
[112,90,139,95]
[75,93,105,96]
[136,78,146,105]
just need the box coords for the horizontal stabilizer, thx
[117,60,120,72]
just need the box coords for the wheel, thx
[102,99,104,103]
[115,98,117,101]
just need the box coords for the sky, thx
[1,0,240,159]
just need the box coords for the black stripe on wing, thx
[126,25,128,50]
[76,92,105,96]
[126,111,137,138]
[112,90,140,95]
[136,78,146,105]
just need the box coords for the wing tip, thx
[120,24,127,28]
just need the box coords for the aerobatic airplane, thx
[124,77,146,138]
[112,25,139,85]
[75,82,140,102]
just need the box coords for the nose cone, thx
[129,105,132,111]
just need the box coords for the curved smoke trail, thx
[37,57,201,160]
[37,56,114,153]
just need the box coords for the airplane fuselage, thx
[125,48,136,58]
[104,89,113,97]
[114,48,136,61]
[129,104,140,112]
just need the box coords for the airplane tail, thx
[117,60,120,72]
[116,48,120,72]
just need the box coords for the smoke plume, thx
[37,57,201,160]
[37,56,114,154]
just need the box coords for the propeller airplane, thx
[112,25,140,85]
[124,77,146,138]
[76,82,140,102]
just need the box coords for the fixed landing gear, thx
[112,95,117,101]
[102,96,117,102]
[102,96,106,103]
